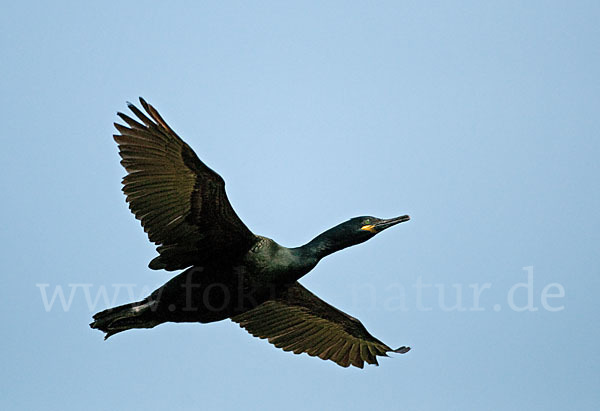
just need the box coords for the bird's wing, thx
[231,282,409,368]
[113,98,256,271]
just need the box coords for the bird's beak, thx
[369,215,410,233]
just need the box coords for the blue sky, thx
[1,1,599,410]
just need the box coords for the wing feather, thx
[113,98,256,271]
[232,282,409,369]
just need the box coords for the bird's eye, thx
[363,219,371,225]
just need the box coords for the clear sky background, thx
[1,1,598,410]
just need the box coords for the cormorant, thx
[90,98,411,368]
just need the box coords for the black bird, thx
[91,98,411,368]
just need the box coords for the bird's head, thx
[314,215,410,253]
[351,215,410,239]
[355,215,410,235]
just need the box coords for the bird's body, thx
[91,99,411,368]
[103,236,314,327]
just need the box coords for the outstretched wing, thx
[113,98,256,271]
[231,282,410,368]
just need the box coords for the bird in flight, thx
[90,98,411,368]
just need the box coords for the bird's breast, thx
[244,236,317,286]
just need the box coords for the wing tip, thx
[115,113,126,125]
[125,97,148,110]
[392,346,411,354]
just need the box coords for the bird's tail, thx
[90,299,163,339]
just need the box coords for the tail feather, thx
[90,300,162,339]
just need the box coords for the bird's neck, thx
[294,227,355,262]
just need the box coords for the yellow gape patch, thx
[360,224,377,233]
